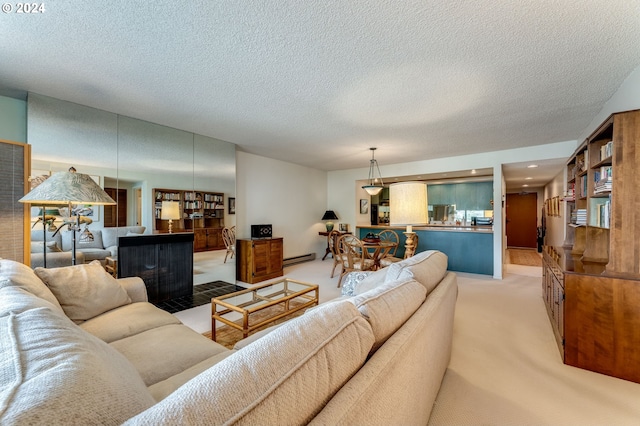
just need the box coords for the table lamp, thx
[19,167,116,265]
[390,181,428,258]
[161,201,181,233]
[321,210,339,232]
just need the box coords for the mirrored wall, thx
[27,93,236,283]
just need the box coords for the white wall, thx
[328,141,577,279]
[543,171,567,247]
[579,65,640,142]
[236,151,328,260]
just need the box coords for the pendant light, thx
[362,147,384,196]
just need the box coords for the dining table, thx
[362,239,398,270]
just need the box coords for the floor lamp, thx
[19,167,116,266]
[389,181,428,258]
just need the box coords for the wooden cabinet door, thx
[193,229,207,251]
[268,238,283,274]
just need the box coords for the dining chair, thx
[336,234,375,287]
[222,227,236,263]
[378,229,403,268]
[328,229,343,278]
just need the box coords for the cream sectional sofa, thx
[0,250,457,425]
[30,225,145,268]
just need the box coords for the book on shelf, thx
[574,208,587,226]
[599,140,613,162]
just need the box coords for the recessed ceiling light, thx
[471,169,477,174]
[525,177,533,180]
[527,164,538,168]
[522,184,529,187]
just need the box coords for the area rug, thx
[507,248,542,267]
[203,300,308,349]
[153,281,244,314]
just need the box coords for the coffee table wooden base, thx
[211,278,319,342]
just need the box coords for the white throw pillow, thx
[349,278,427,352]
[385,250,448,295]
[35,260,131,323]
[0,286,155,424]
[61,229,104,251]
[352,268,388,295]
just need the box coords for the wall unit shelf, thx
[543,109,640,384]
[153,188,226,251]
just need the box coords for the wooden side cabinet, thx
[543,246,640,384]
[236,238,283,284]
[194,228,224,252]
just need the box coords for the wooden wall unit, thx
[543,109,640,384]
[153,188,225,251]
[236,238,284,284]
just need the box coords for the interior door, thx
[506,193,537,248]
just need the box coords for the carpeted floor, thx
[153,281,244,314]
[507,248,542,266]
[427,272,640,425]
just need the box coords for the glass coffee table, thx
[211,278,319,342]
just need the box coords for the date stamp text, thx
[2,3,46,13]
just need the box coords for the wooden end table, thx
[105,256,117,278]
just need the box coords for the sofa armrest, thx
[117,277,148,302]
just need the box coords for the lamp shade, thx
[321,210,339,221]
[19,169,116,205]
[161,201,181,220]
[389,182,428,226]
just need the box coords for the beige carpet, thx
[507,248,542,267]
[428,273,640,425]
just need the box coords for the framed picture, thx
[339,223,349,232]
[228,197,236,215]
[360,199,369,214]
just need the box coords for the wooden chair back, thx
[378,230,400,257]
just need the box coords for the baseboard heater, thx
[283,253,316,266]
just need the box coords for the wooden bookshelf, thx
[153,188,226,251]
[543,109,640,384]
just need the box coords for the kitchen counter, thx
[358,225,493,275]
[363,225,493,233]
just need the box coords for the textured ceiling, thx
[1,1,639,174]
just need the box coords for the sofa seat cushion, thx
[124,300,375,425]
[0,258,63,312]
[35,260,131,323]
[110,323,230,387]
[77,248,112,262]
[80,302,180,343]
[148,350,237,401]
[349,278,427,352]
[0,286,155,425]
[385,250,448,294]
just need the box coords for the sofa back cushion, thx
[0,258,63,312]
[350,278,427,352]
[102,226,146,248]
[34,260,131,323]
[0,286,154,425]
[385,250,448,294]
[30,240,63,253]
[125,300,375,425]
[30,229,63,247]
[61,229,104,251]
